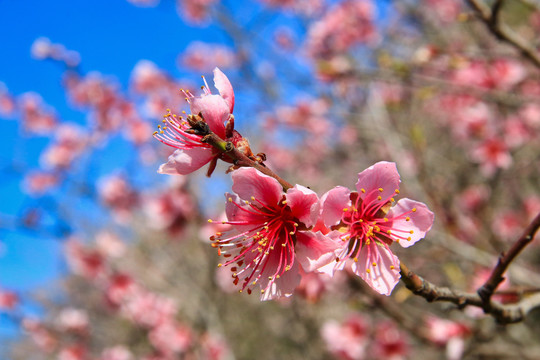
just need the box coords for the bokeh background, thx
[1,0,540,359]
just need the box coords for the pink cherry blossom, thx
[180,42,237,73]
[19,92,58,135]
[22,318,57,352]
[372,321,409,360]
[23,171,59,196]
[321,314,369,360]
[0,289,18,310]
[100,346,134,360]
[320,161,434,295]
[57,308,89,334]
[210,167,338,300]
[306,0,376,60]
[148,320,192,355]
[65,238,106,280]
[469,137,512,176]
[58,344,87,360]
[155,67,245,176]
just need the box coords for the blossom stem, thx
[199,125,293,191]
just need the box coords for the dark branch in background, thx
[400,212,540,324]
[466,0,540,69]
[477,211,540,308]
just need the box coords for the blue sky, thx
[0,0,393,343]
[0,0,230,339]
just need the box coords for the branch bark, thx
[400,212,540,324]
[466,0,540,69]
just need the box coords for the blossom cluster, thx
[155,69,434,300]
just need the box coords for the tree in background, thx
[1,0,540,359]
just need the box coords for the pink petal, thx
[320,186,351,227]
[286,185,319,227]
[258,259,301,301]
[295,231,341,272]
[352,242,400,296]
[213,67,234,113]
[313,230,348,276]
[157,148,214,175]
[355,161,400,204]
[224,193,263,234]
[388,198,434,248]
[189,94,228,138]
[231,167,283,206]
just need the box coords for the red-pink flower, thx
[320,161,434,295]
[321,314,369,360]
[211,167,338,300]
[0,289,18,310]
[155,67,245,176]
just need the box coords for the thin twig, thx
[477,211,540,308]
[466,0,540,69]
[400,211,540,324]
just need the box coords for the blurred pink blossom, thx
[0,289,18,310]
[40,123,87,169]
[180,42,237,72]
[57,308,89,334]
[469,137,512,176]
[98,174,139,224]
[148,320,192,355]
[306,0,376,59]
[18,92,58,134]
[321,314,369,360]
[100,346,134,360]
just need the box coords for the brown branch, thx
[477,211,540,308]
[466,0,540,69]
[399,261,540,324]
[200,128,293,191]
[400,213,540,323]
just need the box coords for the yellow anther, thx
[281,200,288,205]
[228,197,233,202]
[207,219,213,223]
[244,200,249,204]
[289,231,294,235]
[378,188,383,192]
[285,265,291,271]
[353,257,358,262]
[384,218,389,222]
[390,265,395,270]
[159,131,164,134]
[406,217,410,221]
[387,230,392,234]
[409,230,414,234]
[366,269,371,273]
[361,188,366,193]
[217,263,222,267]
[162,119,166,123]
[412,208,417,212]
[390,198,395,202]
[372,262,377,266]
[276,275,280,279]
[377,196,382,200]
[153,131,158,135]
[251,196,255,201]
[343,208,349,212]
[282,243,286,247]
[396,239,400,243]
[395,189,400,194]
[261,289,265,294]
[407,237,411,241]
[252,281,257,285]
